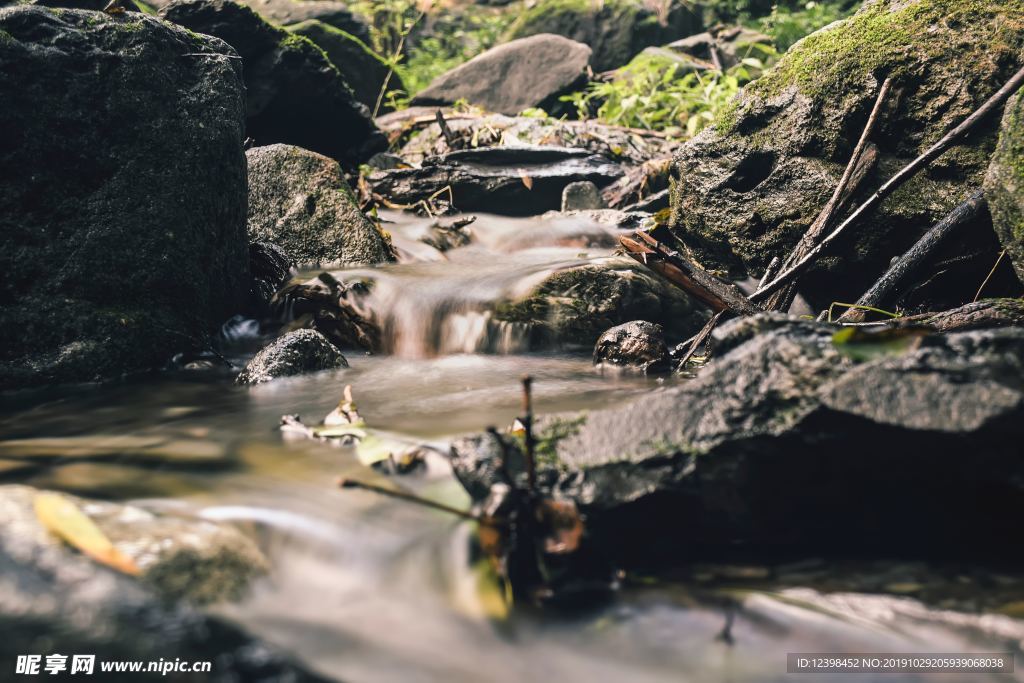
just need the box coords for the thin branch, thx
[763,77,892,311]
[752,65,1024,304]
[520,376,537,495]
[338,477,505,525]
[973,249,1008,302]
[677,310,726,367]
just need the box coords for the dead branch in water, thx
[676,310,726,367]
[838,188,987,323]
[621,232,760,315]
[763,77,891,311]
[752,65,1024,304]
[338,477,506,525]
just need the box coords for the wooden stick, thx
[973,248,1008,303]
[677,310,726,367]
[621,233,760,315]
[838,188,987,322]
[520,376,537,494]
[338,477,505,524]
[435,109,457,148]
[763,77,892,311]
[753,65,1024,303]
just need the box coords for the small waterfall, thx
[332,211,623,358]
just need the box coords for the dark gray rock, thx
[493,257,707,347]
[410,34,591,115]
[665,26,771,69]
[668,0,1024,309]
[0,6,249,389]
[561,180,605,211]
[160,0,385,167]
[247,144,394,267]
[369,146,624,216]
[287,19,402,113]
[0,489,326,681]
[452,316,1024,563]
[249,240,294,307]
[985,93,1024,282]
[143,0,372,38]
[237,329,348,384]
[505,0,703,71]
[593,321,668,373]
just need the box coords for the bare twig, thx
[973,249,1008,302]
[339,477,505,524]
[753,65,1024,304]
[677,310,726,367]
[839,188,987,322]
[764,77,892,311]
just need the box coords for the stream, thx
[2,211,1023,682]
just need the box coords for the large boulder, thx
[985,93,1024,282]
[668,0,1024,309]
[505,0,703,71]
[287,19,402,113]
[453,315,1024,563]
[0,6,249,389]
[142,0,372,37]
[493,257,707,347]
[247,144,394,266]
[369,146,624,216]
[410,33,591,116]
[160,0,385,167]
[236,329,348,384]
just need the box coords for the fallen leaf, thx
[33,492,141,576]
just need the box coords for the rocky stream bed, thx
[2,0,1024,680]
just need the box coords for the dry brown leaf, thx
[33,492,141,576]
[517,169,533,190]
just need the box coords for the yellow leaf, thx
[33,492,141,576]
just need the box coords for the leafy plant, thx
[755,0,856,51]
[562,43,777,138]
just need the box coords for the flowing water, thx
[2,211,1023,682]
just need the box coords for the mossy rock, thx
[985,93,1024,282]
[0,6,249,388]
[493,256,706,347]
[160,0,385,167]
[286,19,401,112]
[505,0,703,71]
[668,0,1024,309]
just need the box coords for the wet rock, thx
[250,240,294,308]
[0,6,249,389]
[236,329,348,385]
[287,19,402,113]
[453,316,1024,563]
[271,272,381,351]
[493,256,706,347]
[505,0,703,71]
[421,216,475,253]
[0,485,267,604]
[562,181,605,211]
[593,321,669,373]
[668,0,1024,309]
[665,26,771,69]
[369,146,624,216]
[0,486,325,681]
[160,0,385,167]
[247,144,394,267]
[410,34,591,116]
[384,109,675,169]
[985,93,1024,282]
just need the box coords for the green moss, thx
[720,0,1024,131]
[535,414,588,468]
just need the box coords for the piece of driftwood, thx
[435,109,457,148]
[753,65,1024,304]
[838,188,988,323]
[621,232,760,315]
[763,77,891,311]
